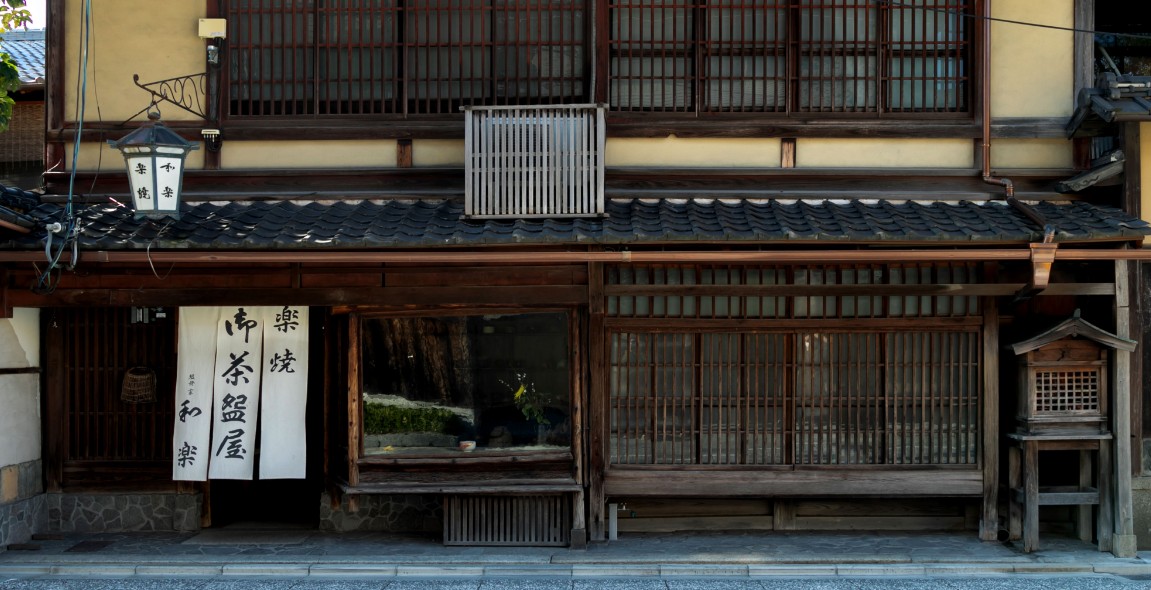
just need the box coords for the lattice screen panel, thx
[1032,368,1101,415]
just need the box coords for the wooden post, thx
[347,313,361,487]
[588,262,607,541]
[1113,259,1136,556]
[43,310,63,493]
[1023,440,1039,552]
[979,297,999,541]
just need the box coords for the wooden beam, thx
[6,285,589,308]
[397,139,413,168]
[9,248,1151,267]
[606,283,1114,298]
[603,469,984,497]
[781,138,796,168]
[0,248,1042,265]
[1074,0,1095,95]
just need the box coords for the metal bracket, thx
[126,73,209,122]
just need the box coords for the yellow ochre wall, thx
[1142,122,1151,224]
[62,0,1077,172]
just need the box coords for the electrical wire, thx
[35,0,91,294]
[880,0,1151,42]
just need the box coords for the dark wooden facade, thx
[6,248,1135,544]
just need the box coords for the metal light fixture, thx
[108,111,199,220]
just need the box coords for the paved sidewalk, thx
[2,529,1149,579]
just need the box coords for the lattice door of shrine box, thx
[443,494,572,547]
[1017,339,1108,435]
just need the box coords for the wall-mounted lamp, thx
[107,111,199,220]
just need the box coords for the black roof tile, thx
[1,198,1147,251]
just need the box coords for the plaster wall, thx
[1143,122,1151,223]
[221,140,399,169]
[0,309,41,468]
[607,138,782,168]
[795,139,972,169]
[67,142,207,173]
[990,0,1074,118]
[63,0,207,124]
[57,1,1079,170]
[988,139,1074,170]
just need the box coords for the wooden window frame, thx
[606,323,983,469]
[223,0,591,121]
[349,306,581,473]
[215,0,976,139]
[600,0,973,118]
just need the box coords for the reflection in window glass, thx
[361,313,570,456]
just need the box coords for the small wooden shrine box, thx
[1010,311,1137,436]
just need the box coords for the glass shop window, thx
[360,312,571,456]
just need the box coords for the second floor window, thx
[608,0,971,114]
[226,0,970,119]
[227,0,589,117]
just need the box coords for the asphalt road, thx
[3,576,1151,590]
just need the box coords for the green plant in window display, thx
[502,372,550,425]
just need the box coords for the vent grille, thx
[444,495,572,546]
[464,104,605,218]
[1033,368,1101,415]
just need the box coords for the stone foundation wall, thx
[0,459,46,550]
[319,492,441,533]
[47,493,202,533]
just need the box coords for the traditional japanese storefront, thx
[1,196,1146,547]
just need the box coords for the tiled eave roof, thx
[3,198,1147,251]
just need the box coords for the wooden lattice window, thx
[607,263,980,319]
[226,0,589,118]
[605,262,982,468]
[606,0,971,114]
[1032,369,1100,415]
[609,329,980,466]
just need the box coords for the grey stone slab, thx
[664,581,763,590]
[383,581,482,590]
[198,580,302,590]
[571,565,661,578]
[186,531,311,546]
[573,580,667,590]
[478,579,574,590]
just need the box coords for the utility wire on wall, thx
[878,0,1151,41]
[35,0,92,294]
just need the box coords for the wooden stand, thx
[1007,432,1112,553]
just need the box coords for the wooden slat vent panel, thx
[465,104,605,219]
[444,495,571,546]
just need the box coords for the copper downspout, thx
[980,0,1013,198]
[978,0,1059,301]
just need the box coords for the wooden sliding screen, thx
[605,263,982,470]
[46,308,177,490]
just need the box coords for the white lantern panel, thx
[154,156,184,213]
[127,156,156,212]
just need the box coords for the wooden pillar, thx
[1113,259,1137,556]
[587,262,607,541]
[979,297,1000,541]
[347,313,361,487]
[43,310,63,493]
